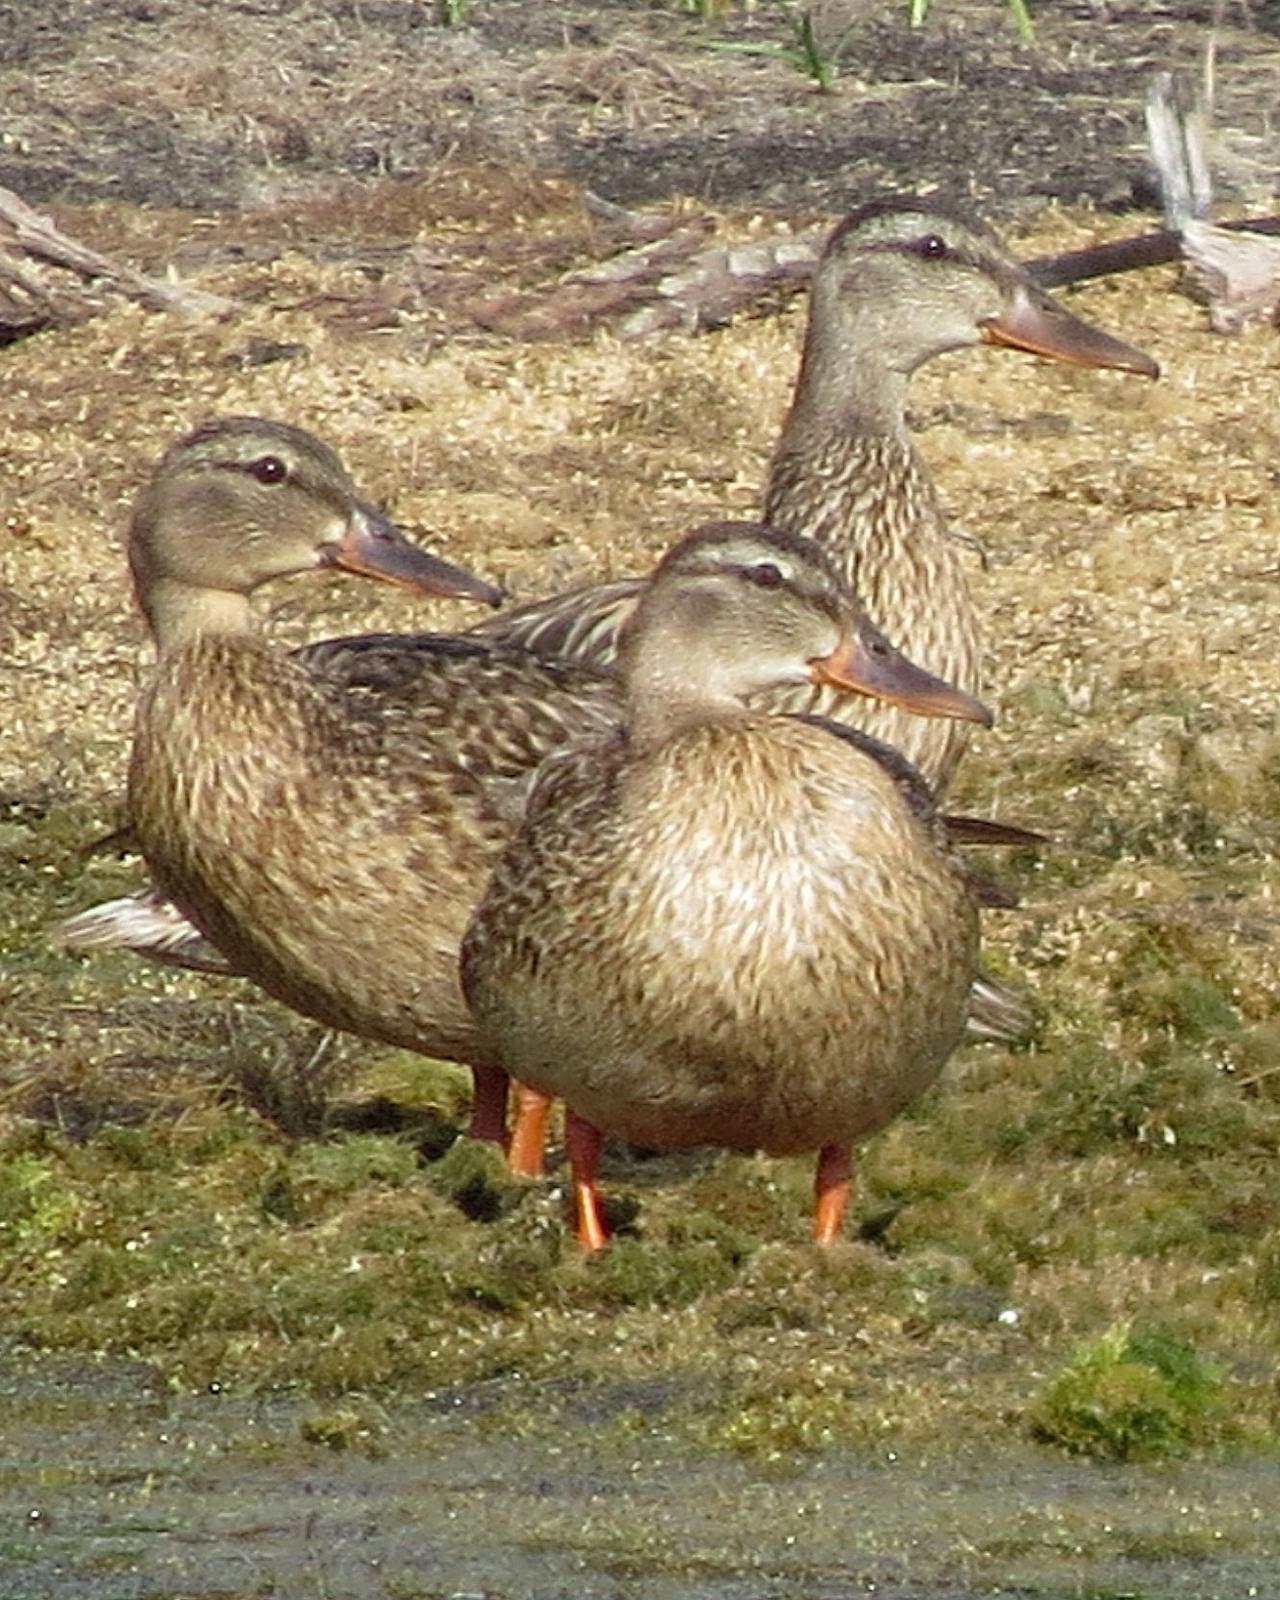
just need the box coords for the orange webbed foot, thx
[508,1081,552,1178]
[566,1111,609,1251]
[813,1143,852,1245]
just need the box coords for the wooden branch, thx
[595,209,1280,338]
[617,229,824,339]
[468,184,1280,345]
[1024,215,1280,290]
[1180,218,1280,332]
[0,183,236,334]
[1111,70,1280,332]
[464,223,713,340]
[6,153,1276,357]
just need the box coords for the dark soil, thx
[1,0,1277,222]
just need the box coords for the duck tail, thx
[966,968,1039,1047]
[53,890,232,976]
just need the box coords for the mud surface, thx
[2,1346,1277,1600]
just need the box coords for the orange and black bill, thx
[811,631,993,726]
[981,281,1159,378]
[328,501,503,606]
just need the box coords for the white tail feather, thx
[54,891,233,976]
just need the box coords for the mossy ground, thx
[4,767,1279,1457]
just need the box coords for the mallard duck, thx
[469,196,1158,793]
[100,416,632,1141]
[460,523,991,1249]
[62,419,982,1149]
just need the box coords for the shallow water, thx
[2,1346,1275,1600]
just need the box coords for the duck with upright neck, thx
[469,197,1157,793]
[114,417,615,1140]
[461,522,993,1249]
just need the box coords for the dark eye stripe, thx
[744,562,784,588]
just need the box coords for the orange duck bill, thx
[980,281,1160,378]
[325,501,504,606]
[810,629,993,727]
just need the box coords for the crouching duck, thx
[108,416,620,1141]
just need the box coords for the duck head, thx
[129,416,501,647]
[617,520,992,740]
[802,198,1158,403]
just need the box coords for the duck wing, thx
[466,578,642,669]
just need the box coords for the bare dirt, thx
[1,0,1279,221]
[2,3,1280,1599]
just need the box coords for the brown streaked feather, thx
[941,815,1048,849]
[468,581,642,667]
[58,639,1037,1044]
[460,528,985,1207]
[125,632,621,1064]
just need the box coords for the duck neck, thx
[783,314,915,443]
[764,339,946,610]
[626,688,744,755]
[618,617,754,755]
[141,579,256,655]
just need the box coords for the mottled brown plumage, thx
[64,420,989,1152]
[470,198,1157,794]
[461,523,991,1247]
[101,417,626,1138]
[128,632,618,1068]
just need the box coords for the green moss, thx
[1252,1237,1280,1307]
[1108,922,1242,1047]
[424,1135,526,1223]
[288,1132,422,1196]
[51,1245,138,1312]
[0,1151,88,1245]
[714,1240,894,1332]
[299,1406,386,1455]
[713,1383,868,1466]
[574,1234,740,1310]
[3,794,1279,1448]
[93,1125,175,1171]
[356,1048,476,1128]
[1005,678,1072,722]
[1029,1323,1228,1461]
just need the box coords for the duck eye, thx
[913,234,948,260]
[745,562,784,589]
[247,455,287,485]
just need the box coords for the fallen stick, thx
[0,182,236,321]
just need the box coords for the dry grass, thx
[5,0,1279,218]
[2,176,1278,1427]
[0,144,1277,1600]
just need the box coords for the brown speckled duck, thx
[461,523,990,1249]
[93,416,635,1142]
[60,420,984,1151]
[469,197,1158,793]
